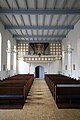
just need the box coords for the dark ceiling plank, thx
[0,8,80,15]
[13,34,66,38]
[5,25,74,30]
[17,39,62,43]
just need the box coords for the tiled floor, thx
[0,79,80,120]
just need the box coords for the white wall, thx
[17,60,29,74]
[62,19,80,79]
[17,60,62,76]
[0,21,16,80]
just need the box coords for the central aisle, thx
[24,79,57,119]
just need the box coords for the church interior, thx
[0,0,80,120]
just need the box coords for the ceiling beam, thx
[0,8,80,15]
[17,40,62,43]
[13,34,66,38]
[5,25,74,30]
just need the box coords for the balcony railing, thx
[17,55,61,62]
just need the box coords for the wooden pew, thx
[0,74,34,104]
[55,84,80,104]
[5,74,34,81]
[45,74,80,105]
[0,85,25,104]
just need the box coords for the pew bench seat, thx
[0,94,24,104]
[56,84,80,104]
[56,84,80,87]
[57,94,80,98]
[56,94,80,104]
[0,94,24,99]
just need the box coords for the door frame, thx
[35,65,44,79]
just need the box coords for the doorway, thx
[35,66,44,79]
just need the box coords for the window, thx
[65,65,67,70]
[17,43,29,59]
[0,33,2,71]
[50,43,62,60]
[7,40,11,70]
[73,64,75,70]
[14,45,16,70]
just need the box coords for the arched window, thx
[67,44,72,71]
[14,45,16,70]
[0,33,2,71]
[7,40,11,70]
